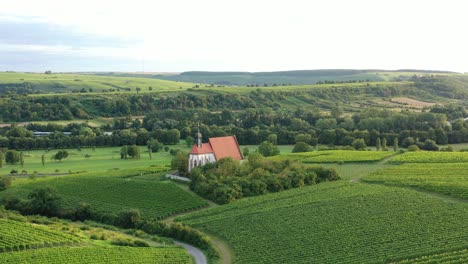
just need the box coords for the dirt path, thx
[174,241,207,264]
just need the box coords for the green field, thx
[179,181,468,264]
[0,146,189,176]
[270,150,397,163]
[392,151,468,163]
[0,218,80,252]
[0,169,208,219]
[0,72,195,94]
[0,246,191,264]
[363,163,468,199]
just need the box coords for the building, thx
[188,130,243,172]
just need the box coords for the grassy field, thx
[393,248,468,264]
[363,163,468,199]
[0,72,195,94]
[0,146,189,176]
[179,181,468,264]
[0,169,208,219]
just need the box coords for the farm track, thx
[348,153,401,183]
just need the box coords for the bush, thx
[407,145,420,151]
[116,209,142,229]
[0,176,12,191]
[292,142,311,153]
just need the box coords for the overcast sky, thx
[1,0,467,72]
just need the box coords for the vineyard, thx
[362,163,468,199]
[0,170,208,219]
[0,246,192,264]
[393,248,468,264]
[270,150,396,163]
[179,181,468,264]
[0,219,80,252]
[391,151,468,163]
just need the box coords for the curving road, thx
[175,241,207,264]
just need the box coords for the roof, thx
[189,143,213,155]
[209,136,243,161]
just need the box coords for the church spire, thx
[197,122,202,148]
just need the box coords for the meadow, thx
[0,169,208,219]
[0,146,187,176]
[179,181,468,264]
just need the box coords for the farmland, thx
[0,169,208,219]
[393,248,468,264]
[391,151,468,163]
[0,247,192,264]
[362,163,468,199]
[179,182,468,264]
[270,150,396,163]
[0,219,80,252]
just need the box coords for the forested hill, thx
[106,69,457,86]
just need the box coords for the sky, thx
[1,0,467,73]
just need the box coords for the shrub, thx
[407,145,420,151]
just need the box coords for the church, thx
[188,130,243,172]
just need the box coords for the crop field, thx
[270,150,396,163]
[0,72,195,94]
[362,163,468,199]
[393,248,468,264]
[0,146,188,176]
[0,246,191,264]
[179,181,468,264]
[0,219,80,252]
[0,170,208,219]
[392,151,468,163]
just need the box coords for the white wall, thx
[188,153,216,172]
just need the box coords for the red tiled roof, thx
[209,136,243,161]
[189,143,213,154]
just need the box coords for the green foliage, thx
[116,209,142,229]
[0,176,12,191]
[258,141,280,157]
[5,150,20,165]
[190,156,338,204]
[53,150,68,162]
[27,188,62,216]
[407,145,420,151]
[363,163,468,199]
[147,139,163,153]
[171,151,188,176]
[393,248,468,264]
[0,151,3,168]
[292,142,311,153]
[179,182,468,264]
[242,147,250,157]
[351,138,367,150]
[185,136,194,148]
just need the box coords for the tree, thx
[408,145,420,151]
[0,152,3,168]
[376,137,381,151]
[352,139,367,150]
[120,146,128,159]
[171,151,188,176]
[147,139,163,153]
[185,136,195,148]
[421,139,439,151]
[382,138,387,151]
[5,150,20,164]
[20,152,24,167]
[41,154,46,167]
[136,87,141,94]
[258,141,280,157]
[242,147,250,157]
[266,134,278,145]
[393,138,398,151]
[292,142,311,153]
[117,209,141,228]
[0,176,12,191]
[53,150,68,162]
[27,188,61,216]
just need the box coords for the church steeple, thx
[197,122,202,148]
